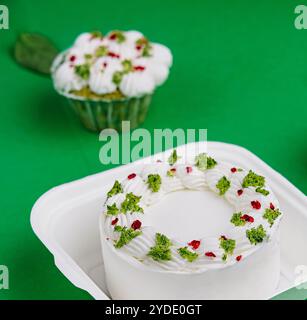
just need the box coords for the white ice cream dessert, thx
[100,151,283,299]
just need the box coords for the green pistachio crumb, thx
[111,30,126,43]
[216,176,231,195]
[84,54,92,60]
[168,149,179,165]
[256,187,270,196]
[90,31,103,39]
[122,59,133,73]
[178,247,199,262]
[242,170,265,188]
[147,233,172,261]
[121,192,143,214]
[95,45,107,57]
[230,212,246,226]
[107,180,123,198]
[106,203,119,216]
[112,71,123,85]
[195,153,217,170]
[206,156,217,169]
[246,225,267,245]
[114,226,141,248]
[220,237,236,260]
[147,174,162,192]
[195,153,207,171]
[263,208,281,227]
[167,169,175,177]
[74,63,90,80]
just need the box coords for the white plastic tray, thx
[30,142,307,300]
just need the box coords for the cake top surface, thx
[51,30,172,100]
[101,151,283,273]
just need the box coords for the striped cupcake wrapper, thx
[67,94,152,132]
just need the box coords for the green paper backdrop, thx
[0,0,306,300]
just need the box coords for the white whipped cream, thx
[102,153,283,273]
[51,30,172,98]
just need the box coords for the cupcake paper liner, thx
[67,94,152,132]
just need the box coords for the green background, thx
[0,0,306,300]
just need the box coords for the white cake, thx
[100,151,283,299]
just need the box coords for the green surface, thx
[0,0,306,300]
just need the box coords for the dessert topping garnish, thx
[251,200,261,210]
[246,225,266,245]
[188,240,201,250]
[148,233,172,261]
[147,174,162,192]
[178,247,199,262]
[131,219,142,230]
[107,180,123,197]
[128,173,136,180]
[216,176,231,195]
[114,226,141,248]
[263,208,281,227]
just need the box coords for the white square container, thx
[30,142,307,300]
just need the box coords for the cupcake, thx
[51,30,172,131]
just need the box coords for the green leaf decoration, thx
[216,176,230,195]
[106,203,119,216]
[178,247,198,262]
[263,208,281,227]
[255,187,270,196]
[74,63,90,80]
[230,212,246,226]
[242,170,265,188]
[147,233,172,261]
[168,149,179,165]
[246,225,267,245]
[147,174,162,192]
[114,226,141,248]
[107,180,123,198]
[219,237,236,261]
[121,193,143,214]
[14,32,59,75]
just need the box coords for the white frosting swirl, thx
[120,71,155,97]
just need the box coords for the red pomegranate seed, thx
[220,235,227,240]
[205,252,216,258]
[136,45,142,50]
[241,214,254,223]
[237,189,243,196]
[108,52,120,59]
[251,200,261,210]
[106,237,109,240]
[134,65,145,71]
[170,168,176,172]
[128,173,136,180]
[231,167,237,173]
[111,218,118,225]
[109,33,117,40]
[131,220,142,230]
[156,159,162,163]
[270,203,275,210]
[103,62,108,68]
[69,55,76,62]
[186,166,193,173]
[188,240,201,250]
[236,255,242,262]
